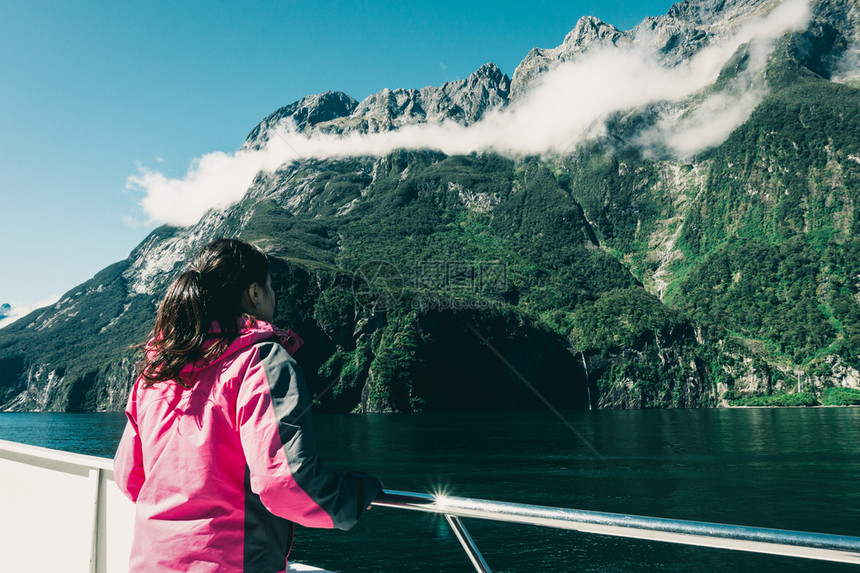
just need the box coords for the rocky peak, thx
[412,61,511,125]
[244,62,511,142]
[563,16,626,48]
[511,16,629,100]
[244,91,358,149]
[510,0,816,101]
[329,60,511,133]
[347,87,428,132]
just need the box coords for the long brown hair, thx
[138,238,270,387]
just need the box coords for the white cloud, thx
[833,45,860,84]
[635,28,780,158]
[648,89,768,158]
[0,295,61,330]
[128,0,812,227]
[127,149,271,226]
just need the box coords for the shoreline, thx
[722,403,860,409]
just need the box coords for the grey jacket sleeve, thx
[240,341,382,530]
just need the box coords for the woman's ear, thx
[239,282,262,314]
[249,282,263,307]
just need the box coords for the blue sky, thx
[0,0,676,320]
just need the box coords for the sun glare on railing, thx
[432,488,450,506]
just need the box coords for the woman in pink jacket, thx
[114,238,382,572]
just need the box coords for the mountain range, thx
[1,0,858,412]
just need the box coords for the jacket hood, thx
[178,317,303,378]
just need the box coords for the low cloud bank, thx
[633,27,783,158]
[129,0,811,227]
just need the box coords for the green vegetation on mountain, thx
[670,70,860,380]
[552,36,860,405]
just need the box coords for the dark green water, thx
[1,408,858,572]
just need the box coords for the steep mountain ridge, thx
[244,62,511,149]
[246,0,792,143]
[244,0,857,154]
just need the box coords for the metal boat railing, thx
[371,490,860,572]
[2,438,860,572]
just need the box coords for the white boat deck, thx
[0,439,332,573]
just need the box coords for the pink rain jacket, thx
[114,319,381,572]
